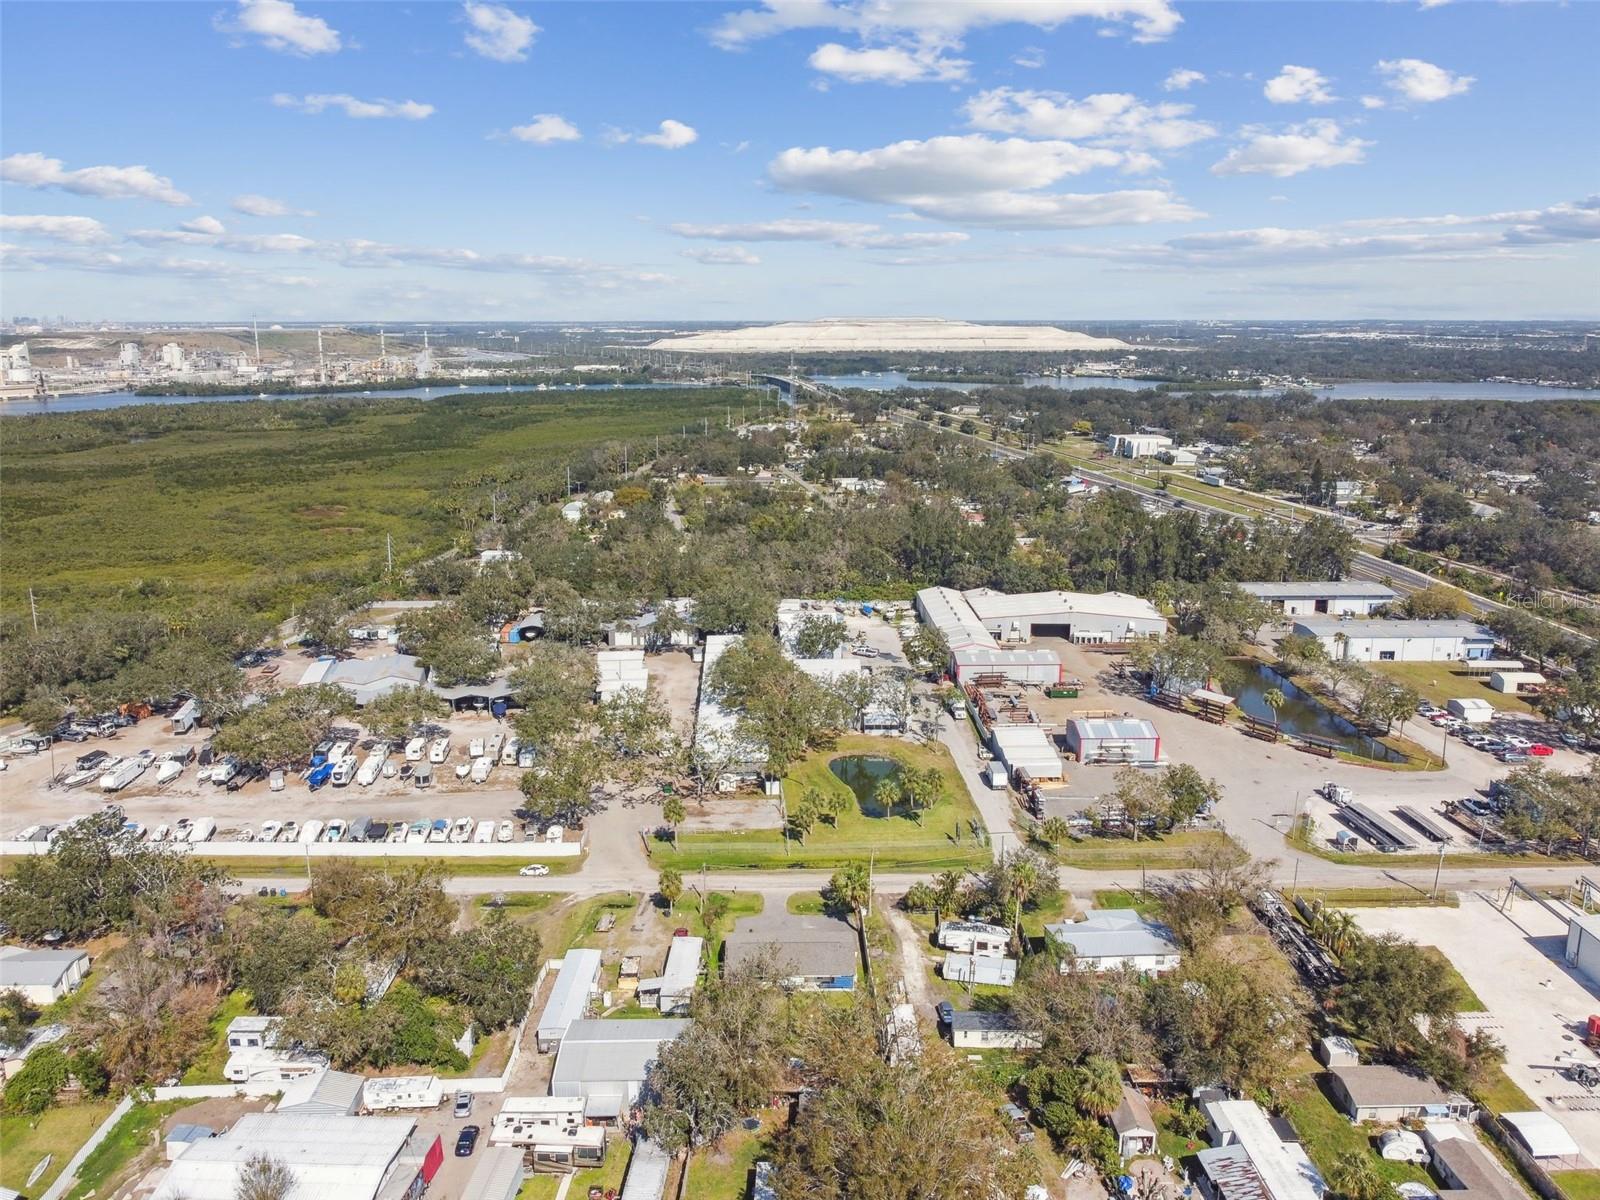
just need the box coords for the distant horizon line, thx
[6,317,1599,328]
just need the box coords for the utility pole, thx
[1431,840,1446,899]
[385,533,393,574]
[28,587,39,634]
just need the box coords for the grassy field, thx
[1473,1066,1538,1115]
[1053,828,1231,871]
[1279,1064,1435,1188]
[1287,886,1460,908]
[2,387,744,617]
[65,1101,186,1200]
[1417,945,1487,1012]
[688,1114,778,1198]
[1369,660,1538,717]
[651,735,991,872]
[683,890,765,967]
[0,1101,119,1195]
[1552,1172,1600,1200]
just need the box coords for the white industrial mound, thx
[647,317,1135,354]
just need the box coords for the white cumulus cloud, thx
[1211,120,1369,178]
[180,215,227,235]
[710,0,1182,49]
[232,193,315,217]
[681,246,762,265]
[0,214,114,244]
[1264,65,1336,104]
[963,87,1215,151]
[1163,68,1206,92]
[768,134,1200,229]
[1376,58,1474,103]
[0,151,192,206]
[509,114,581,143]
[669,217,969,249]
[462,2,539,62]
[808,42,968,84]
[219,0,341,55]
[612,120,699,149]
[272,93,435,120]
[1012,47,1046,69]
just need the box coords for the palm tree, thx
[1001,854,1042,944]
[1262,687,1286,728]
[931,870,964,923]
[658,868,682,915]
[661,796,686,848]
[873,777,900,820]
[829,862,873,930]
[1074,1055,1125,1119]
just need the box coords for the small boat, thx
[454,761,472,780]
[65,757,120,789]
[155,759,183,787]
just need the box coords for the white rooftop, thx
[963,587,1163,623]
[1502,1111,1581,1159]
[1292,619,1495,640]
[1202,1099,1326,1200]
[537,949,603,1041]
[1239,581,1398,599]
[151,1113,416,1200]
[1046,909,1181,961]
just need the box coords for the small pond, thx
[829,755,904,817]
[1229,661,1407,763]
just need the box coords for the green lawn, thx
[688,1116,778,1198]
[1054,828,1232,871]
[1279,1066,1433,1188]
[545,892,637,954]
[683,891,765,967]
[0,1101,118,1195]
[181,987,255,1084]
[1417,945,1487,1012]
[1551,1172,1600,1200]
[651,735,991,872]
[1287,886,1460,908]
[66,1101,186,1200]
[1473,1066,1537,1115]
[517,1138,633,1199]
[1368,660,1538,717]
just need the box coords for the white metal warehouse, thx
[961,587,1167,644]
[950,647,1063,686]
[535,948,602,1052]
[1063,717,1162,765]
[1238,581,1397,617]
[1292,618,1496,663]
[990,725,1063,782]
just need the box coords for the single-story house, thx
[311,653,430,706]
[1046,910,1182,975]
[1326,1065,1477,1123]
[1,1021,67,1082]
[535,948,603,1052]
[936,920,1010,957]
[722,912,858,991]
[150,1113,438,1200]
[1111,1085,1158,1159]
[1063,717,1161,766]
[1500,1111,1582,1165]
[551,1019,690,1122]
[638,936,702,1016]
[1426,1127,1527,1200]
[1239,582,1398,617]
[276,1067,365,1117]
[1291,619,1497,664]
[943,953,1017,987]
[947,1010,1041,1050]
[1197,1099,1326,1200]
[0,946,89,1005]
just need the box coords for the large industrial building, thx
[1291,618,1497,663]
[550,1019,690,1122]
[1239,581,1398,617]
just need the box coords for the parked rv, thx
[428,736,451,763]
[355,745,389,787]
[405,736,428,761]
[470,756,493,784]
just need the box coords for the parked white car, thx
[518,863,550,877]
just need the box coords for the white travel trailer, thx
[404,736,428,761]
[362,1075,444,1113]
[355,745,389,787]
[470,756,493,784]
[428,736,451,763]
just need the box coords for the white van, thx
[404,736,427,762]
[470,756,493,784]
[428,736,451,763]
[298,819,324,844]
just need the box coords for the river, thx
[0,379,725,417]
[807,371,1597,402]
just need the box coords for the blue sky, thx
[2,0,1596,321]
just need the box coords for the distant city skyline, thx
[1,0,1597,321]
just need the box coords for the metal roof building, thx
[723,912,859,990]
[460,1145,525,1200]
[1198,1099,1326,1200]
[638,935,702,1016]
[277,1068,364,1116]
[1291,619,1496,664]
[1238,581,1397,617]
[551,1019,690,1121]
[536,948,603,1052]
[1046,910,1181,974]
[312,654,429,706]
[0,946,89,1005]
[1501,1111,1582,1162]
[990,724,1063,782]
[151,1113,428,1200]
[1063,716,1161,765]
[950,647,1063,686]
[915,586,1000,653]
[962,587,1167,644]
[619,1137,672,1200]
[943,953,1017,987]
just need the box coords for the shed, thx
[1317,1036,1359,1068]
[461,1145,526,1200]
[1500,1111,1582,1163]
[278,1068,365,1116]
[1111,1086,1158,1159]
[1447,697,1496,723]
[950,647,1063,687]
[1063,717,1161,766]
[638,936,702,1016]
[536,948,603,1051]
[943,953,1017,987]
[990,725,1063,782]
[1489,671,1544,695]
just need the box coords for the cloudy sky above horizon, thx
[2,0,1597,322]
